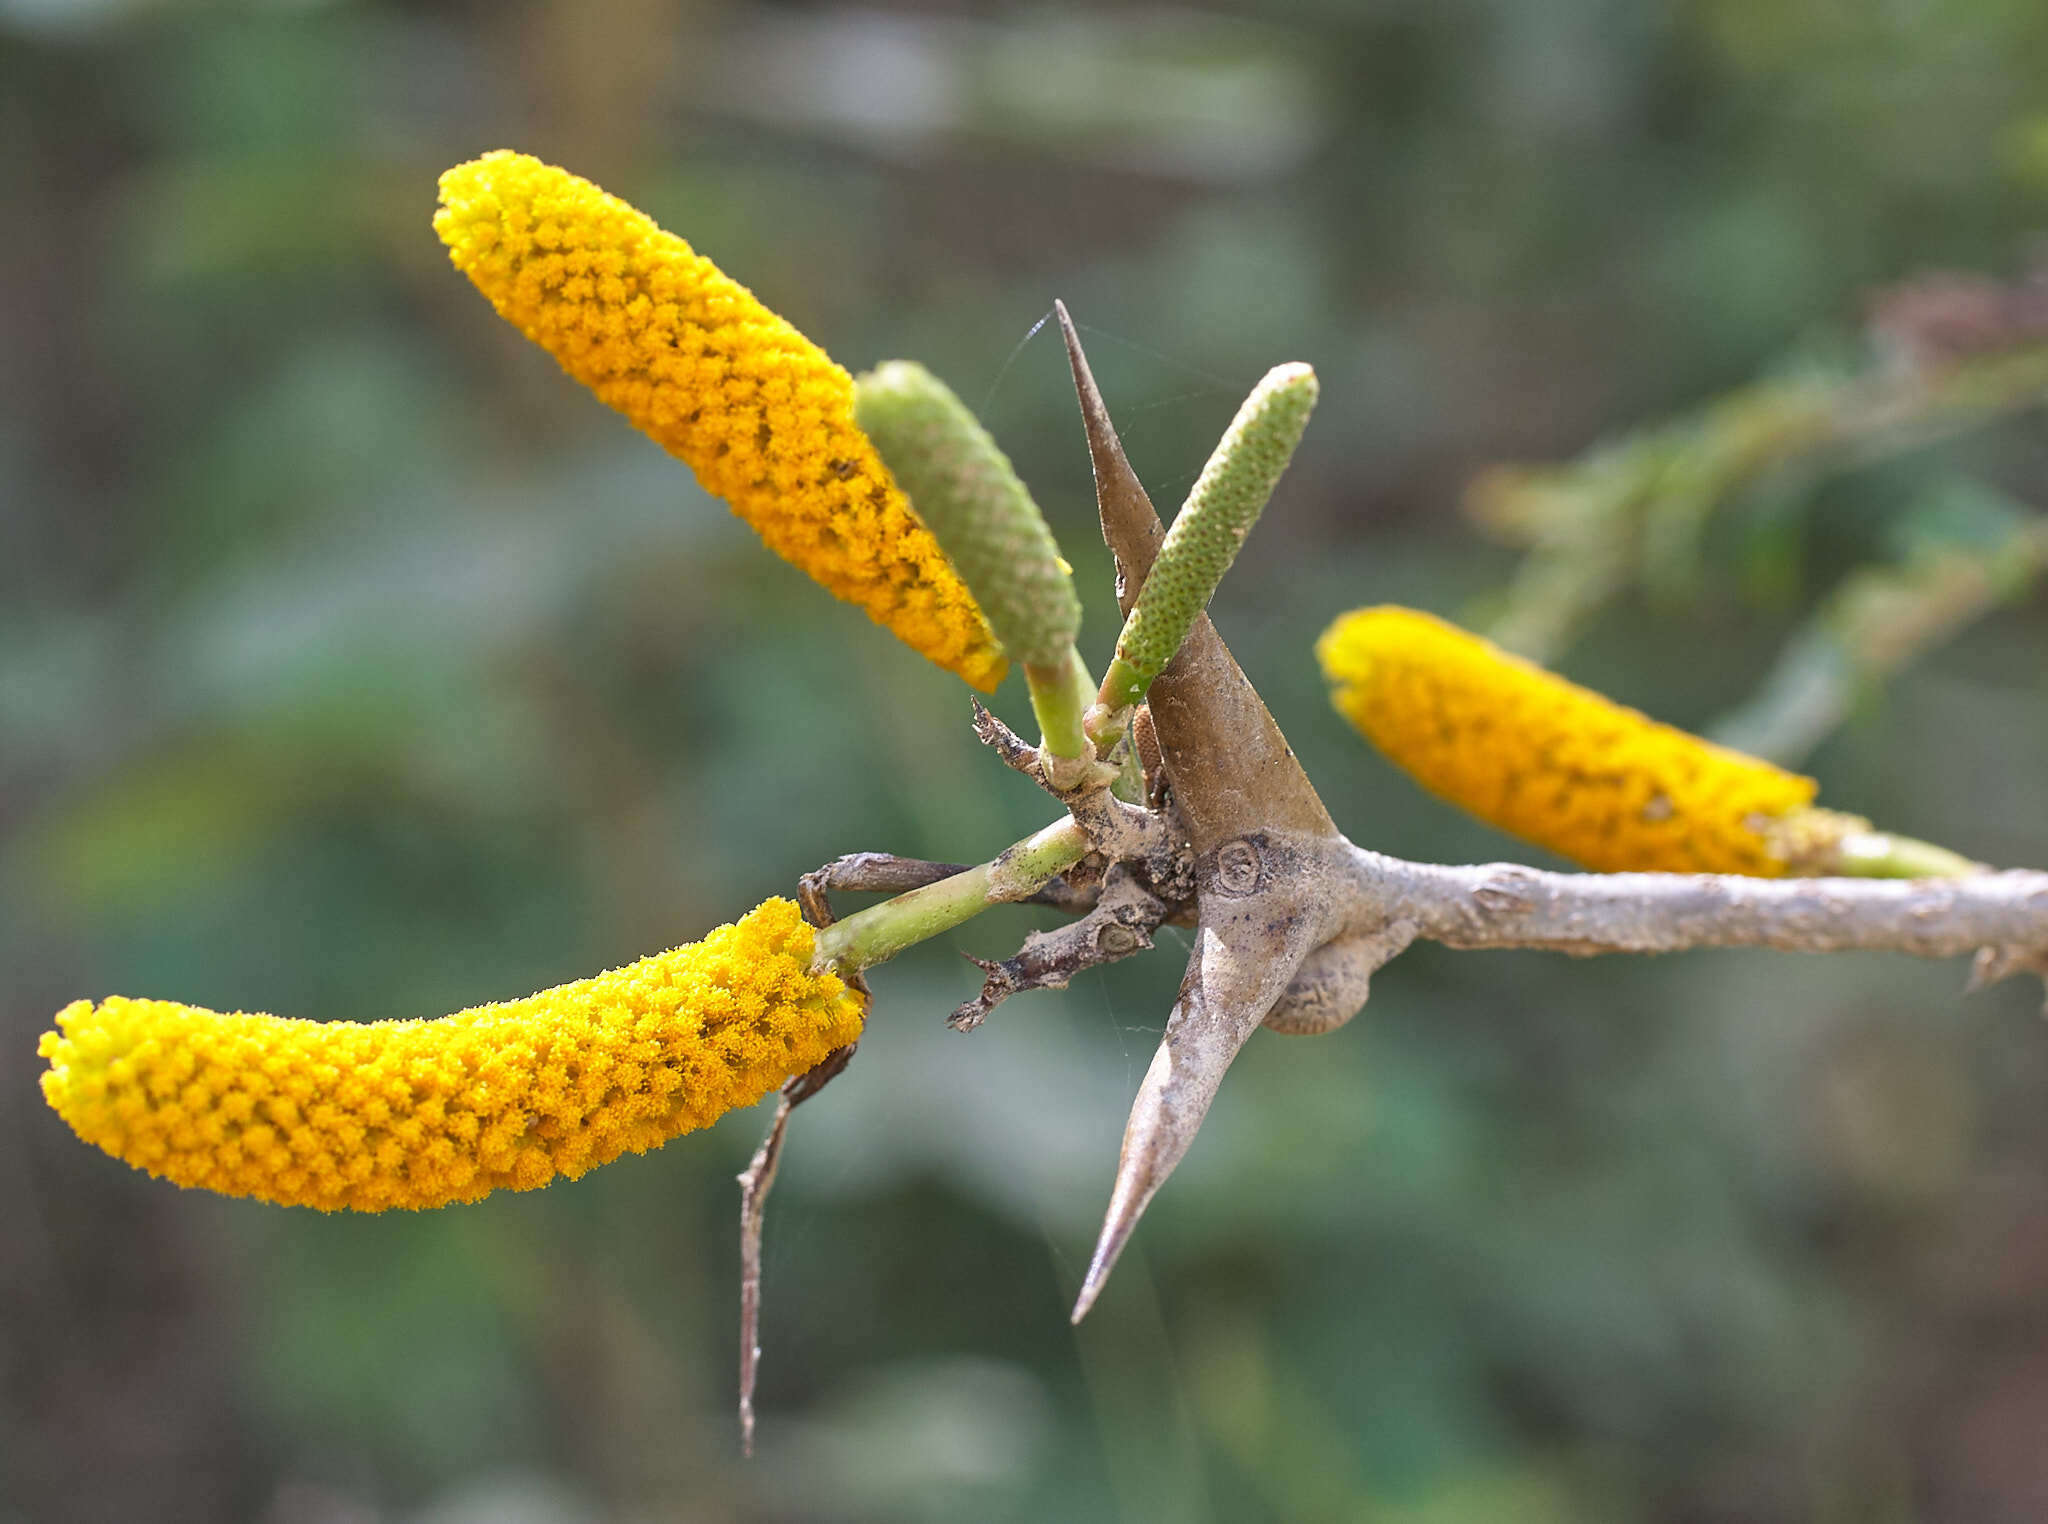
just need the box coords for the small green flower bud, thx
[1110,363,1318,698]
[855,361,1081,669]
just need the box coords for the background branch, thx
[1472,309,2048,664]
[1709,502,2048,763]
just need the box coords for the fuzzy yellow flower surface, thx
[1318,606,1819,875]
[39,899,863,1211]
[435,150,1005,692]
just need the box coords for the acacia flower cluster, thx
[435,151,1006,692]
[1317,605,1818,875]
[38,899,863,1211]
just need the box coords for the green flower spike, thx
[854,360,1081,668]
[855,361,1094,762]
[1092,362,1319,736]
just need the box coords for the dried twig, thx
[951,867,1174,1031]
[736,1044,856,1456]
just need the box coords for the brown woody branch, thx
[1363,852,2048,974]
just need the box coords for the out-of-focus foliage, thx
[4,3,2048,1521]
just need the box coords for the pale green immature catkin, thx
[854,361,1081,670]
[1106,363,1318,704]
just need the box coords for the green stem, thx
[811,816,1091,973]
[1831,829,1983,879]
[1097,655,1146,725]
[1026,646,1096,761]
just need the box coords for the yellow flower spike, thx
[435,150,1006,693]
[38,898,864,1211]
[1317,606,1819,876]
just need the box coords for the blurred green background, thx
[6,2,2048,1520]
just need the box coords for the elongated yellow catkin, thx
[435,151,1005,692]
[1317,606,1818,875]
[38,899,863,1211]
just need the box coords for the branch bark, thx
[1367,853,2048,971]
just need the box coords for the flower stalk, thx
[810,817,1092,974]
[1817,821,1982,879]
[1027,647,1100,774]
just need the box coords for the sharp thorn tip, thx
[1070,1249,1115,1324]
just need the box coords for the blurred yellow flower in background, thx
[1319,605,1818,876]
